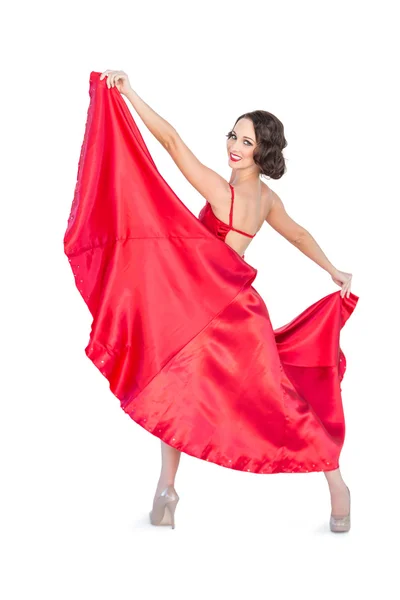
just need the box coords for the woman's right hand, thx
[330,268,353,298]
[100,70,132,96]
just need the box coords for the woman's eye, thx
[226,132,251,146]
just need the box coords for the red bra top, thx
[198,184,256,251]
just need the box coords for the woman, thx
[65,69,357,533]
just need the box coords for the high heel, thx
[149,484,180,529]
[330,485,351,533]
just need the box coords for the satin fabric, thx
[64,71,359,474]
[198,201,245,258]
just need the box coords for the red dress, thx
[64,71,359,474]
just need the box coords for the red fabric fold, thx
[64,71,359,474]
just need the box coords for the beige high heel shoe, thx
[149,485,180,529]
[330,485,351,533]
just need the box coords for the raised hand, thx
[100,70,132,96]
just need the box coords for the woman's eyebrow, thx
[232,129,255,142]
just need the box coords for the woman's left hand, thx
[100,70,132,96]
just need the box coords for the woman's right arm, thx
[266,191,335,274]
[266,191,353,297]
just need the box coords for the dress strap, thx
[227,183,256,238]
[228,184,234,227]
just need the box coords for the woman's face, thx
[226,118,257,169]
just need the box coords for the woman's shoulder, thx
[261,181,273,200]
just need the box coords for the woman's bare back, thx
[209,182,274,257]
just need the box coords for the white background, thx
[1,1,399,598]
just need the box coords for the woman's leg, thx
[324,467,350,516]
[153,440,182,500]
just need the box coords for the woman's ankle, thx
[155,478,175,493]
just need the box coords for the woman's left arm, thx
[101,70,175,147]
[124,87,176,147]
[100,69,230,202]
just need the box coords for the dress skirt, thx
[63,71,359,474]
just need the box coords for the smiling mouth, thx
[230,153,242,162]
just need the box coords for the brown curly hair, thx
[228,110,288,180]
